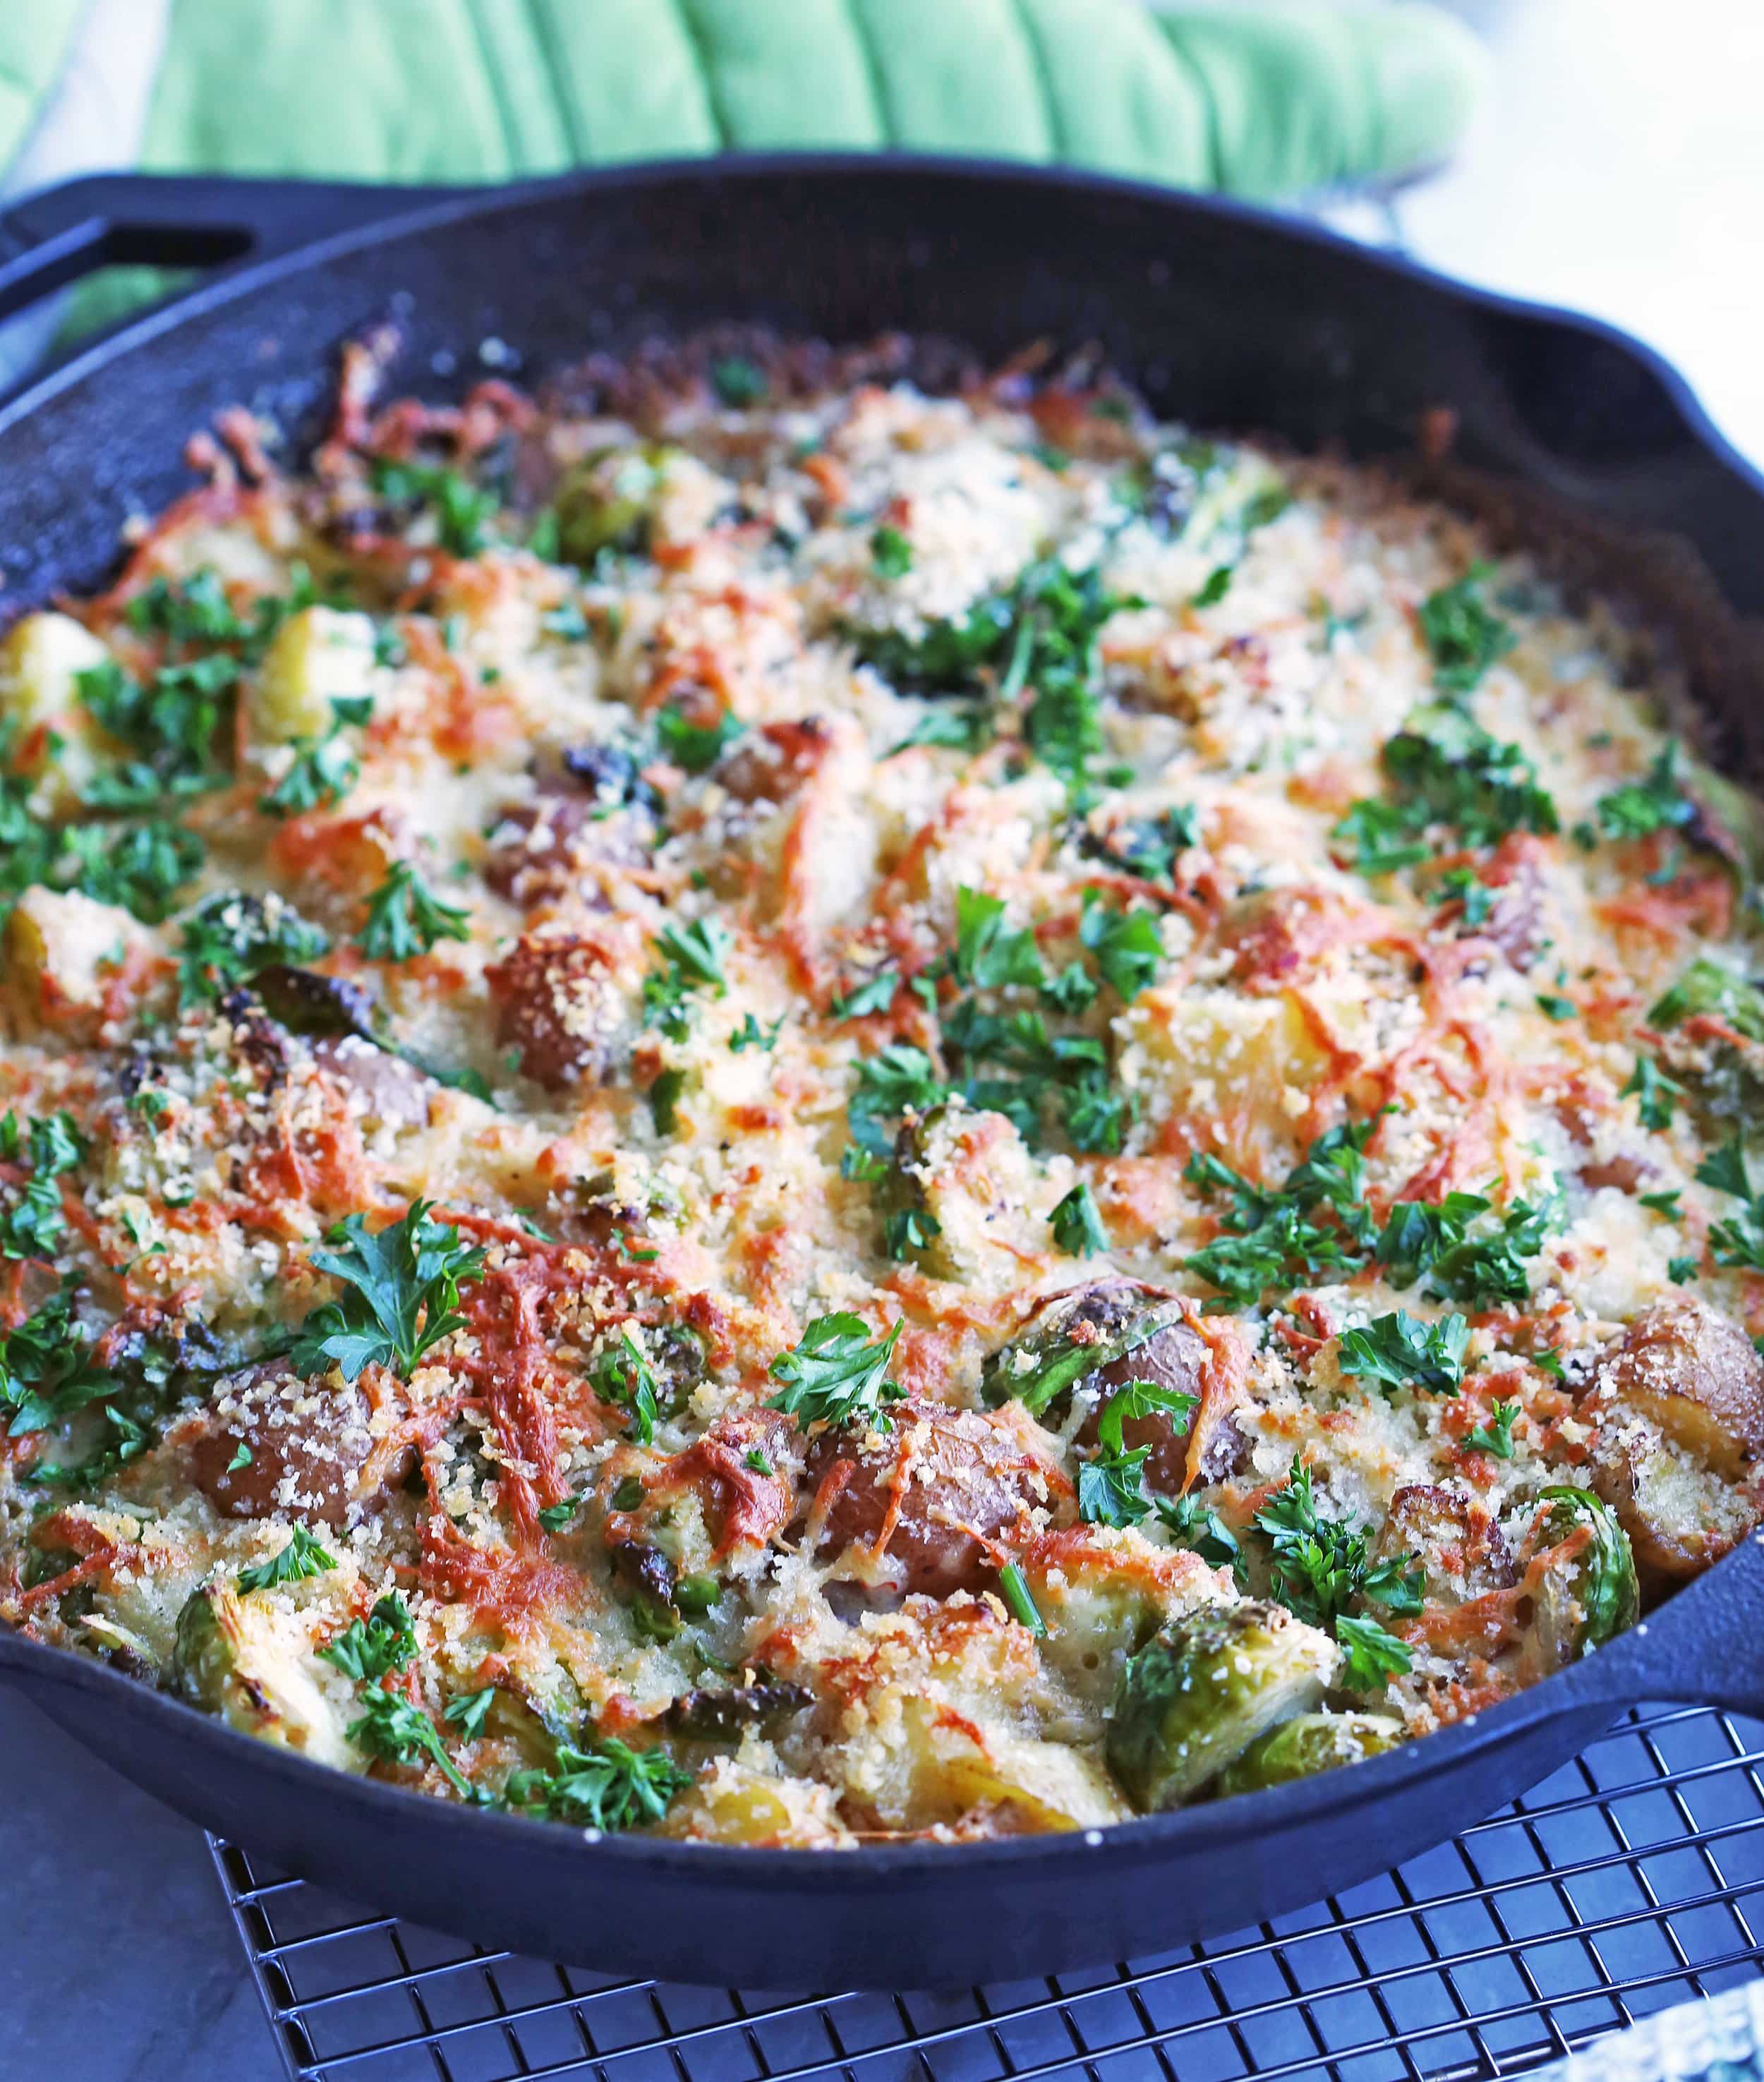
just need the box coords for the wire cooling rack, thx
[210,1702,1764,2082]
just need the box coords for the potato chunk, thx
[0,611,109,805]
[250,605,377,744]
[1582,1300,1764,1576]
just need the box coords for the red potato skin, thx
[485,925,627,1089]
[806,1400,1067,1595]
[183,1364,412,1531]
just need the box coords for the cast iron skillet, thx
[0,159,1763,1991]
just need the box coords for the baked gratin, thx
[1,337,1760,1846]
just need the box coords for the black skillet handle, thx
[0,171,473,326]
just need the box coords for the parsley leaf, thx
[1252,1458,1422,1634]
[505,1736,690,1829]
[591,1329,663,1444]
[1153,1490,1245,1582]
[347,1684,475,1798]
[445,1686,498,1741]
[1595,742,1696,842]
[0,1113,86,1262]
[1096,1378,1199,1457]
[291,1199,485,1383]
[1076,1448,1153,1528]
[1417,565,1515,693]
[1079,893,1164,1000]
[1336,1311,1470,1397]
[370,455,499,557]
[1049,1182,1108,1256]
[656,701,741,773]
[1463,1398,1520,1458]
[1382,703,1557,847]
[357,860,471,962]
[0,1278,105,1433]
[1696,1135,1764,1273]
[766,1313,904,1430]
[954,886,1046,991]
[871,526,914,578]
[1332,798,1430,876]
[1622,1056,1682,1132]
[831,970,899,1019]
[1335,1611,1413,1689]
[236,1524,337,1595]
[644,917,735,1038]
[320,1594,418,1680]
[177,890,328,1005]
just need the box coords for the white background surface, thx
[1411,0,1764,469]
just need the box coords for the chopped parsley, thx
[1622,1057,1682,1132]
[1078,892,1164,1000]
[505,1737,691,1829]
[592,1329,663,1445]
[444,1686,497,1741]
[831,969,899,1019]
[1536,993,1577,1021]
[1695,1135,1764,1274]
[370,455,500,557]
[1336,1310,1470,1397]
[0,1278,104,1434]
[656,701,741,773]
[954,887,1045,991]
[1183,1119,1376,1309]
[236,1524,337,1595]
[177,890,328,1005]
[766,1313,904,1431]
[1463,1398,1521,1458]
[346,1685,475,1798]
[644,916,734,1037]
[729,1011,783,1053]
[1335,1612,1415,1690]
[1374,1188,1557,1306]
[320,1594,418,1680]
[1049,1182,1108,1256]
[291,1199,485,1383]
[1595,742,1696,842]
[1252,1458,1421,1671]
[357,860,472,962]
[871,526,914,578]
[0,1113,87,1261]
[1417,565,1515,693]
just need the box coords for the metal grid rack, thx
[212,1702,1764,2082]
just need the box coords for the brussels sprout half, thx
[982,1282,1189,1418]
[553,446,681,567]
[1211,1711,1405,1798]
[171,1581,357,1770]
[1528,1487,1640,1670]
[1106,1600,1338,1811]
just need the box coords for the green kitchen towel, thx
[2,0,1485,199]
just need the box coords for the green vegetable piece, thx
[290,1199,485,1384]
[171,1580,354,1768]
[1417,565,1515,693]
[981,1283,1188,1417]
[236,1523,337,1595]
[357,859,471,963]
[1211,1711,1404,1798]
[1336,1311,1469,1398]
[1529,1487,1639,1668]
[1106,1602,1338,1811]
[766,1313,904,1430]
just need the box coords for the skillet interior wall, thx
[0,162,1760,767]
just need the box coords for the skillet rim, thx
[0,150,1760,1875]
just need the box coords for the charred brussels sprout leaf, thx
[171,1581,354,1768]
